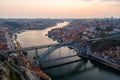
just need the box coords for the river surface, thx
[17,22,120,80]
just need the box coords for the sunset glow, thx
[0,0,120,18]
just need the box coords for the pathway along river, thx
[17,22,120,80]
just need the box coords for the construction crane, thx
[15,40,21,65]
[15,40,31,68]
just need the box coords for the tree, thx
[22,51,28,56]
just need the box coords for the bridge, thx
[5,35,120,66]
[7,42,71,53]
[7,34,120,52]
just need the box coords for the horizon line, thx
[0,17,120,19]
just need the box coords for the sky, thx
[0,0,120,18]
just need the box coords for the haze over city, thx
[1,0,120,80]
[0,0,120,18]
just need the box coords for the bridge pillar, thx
[86,41,92,55]
[35,48,38,57]
[86,45,91,54]
[35,48,39,65]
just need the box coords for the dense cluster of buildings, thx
[0,19,63,31]
[0,19,62,80]
[0,27,9,50]
[48,18,120,43]
[94,46,120,65]
[0,19,63,50]
[0,18,120,79]
[48,18,120,68]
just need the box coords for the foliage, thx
[22,51,28,56]
[4,63,22,80]
[91,40,120,52]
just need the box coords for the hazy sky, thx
[0,0,120,18]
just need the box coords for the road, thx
[6,32,15,50]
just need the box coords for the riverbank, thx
[5,22,70,80]
[48,32,120,73]
[13,21,120,80]
[7,21,68,49]
[89,53,120,73]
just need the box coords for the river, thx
[17,22,120,80]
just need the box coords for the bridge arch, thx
[38,43,72,62]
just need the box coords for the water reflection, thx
[44,60,96,80]
[17,22,120,80]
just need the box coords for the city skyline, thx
[0,0,120,18]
